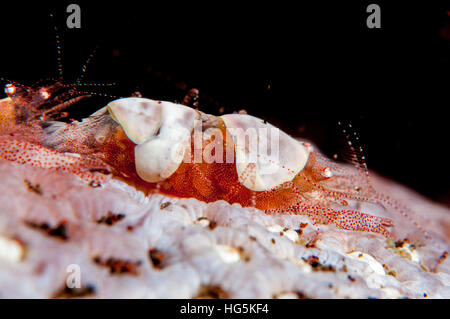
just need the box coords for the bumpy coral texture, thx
[0,158,449,298]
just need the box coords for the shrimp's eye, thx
[4,83,16,96]
[39,88,51,100]
[322,167,333,178]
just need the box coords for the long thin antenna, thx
[75,90,124,100]
[65,82,117,88]
[76,46,99,84]
[49,13,63,81]
[337,120,374,193]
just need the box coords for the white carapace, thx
[107,97,310,191]
[107,98,198,183]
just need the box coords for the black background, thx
[0,1,448,204]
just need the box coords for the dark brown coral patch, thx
[52,284,96,298]
[93,256,142,275]
[195,284,229,299]
[148,248,165,269]
[25,220,69,241]
[96,211,126,226]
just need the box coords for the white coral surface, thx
[0,159,449,298]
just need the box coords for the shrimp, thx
[0,95,397,237]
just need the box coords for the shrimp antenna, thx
[49,12,64,81]
[337,120,374,193]
[76,46,99,84]
[65,82,118,88]
[75,90,124,100]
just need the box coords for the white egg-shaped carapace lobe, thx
[107,97,199,182]
[221,113,310,191]
[107,97,163,144]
